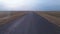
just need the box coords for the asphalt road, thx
[0,12,58,34]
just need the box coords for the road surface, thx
[0,12,58,34]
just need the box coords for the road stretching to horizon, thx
[0,12,58,34]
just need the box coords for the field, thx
[36,11,60,27]
[44,11,60,18]
[1,11,60,26]
[0,11,26,25]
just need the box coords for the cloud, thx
[0,0,60,11]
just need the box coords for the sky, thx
[0,0,60,11]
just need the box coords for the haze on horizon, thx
[0,0,60,11]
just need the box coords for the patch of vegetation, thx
[46,12,60,18]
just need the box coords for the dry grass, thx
[45,12,60,18]
[0,11,26,25]
[36,11,60,27]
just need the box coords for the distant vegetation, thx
[0,11,9,18]
[45,12,60,18]
[0,11,16,17]
[0,11,25,25]
[36,11,60,26]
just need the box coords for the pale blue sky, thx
[0,0,60,11]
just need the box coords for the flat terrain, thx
[0,12,58,34]
[44,11,60,18]
[0,11,25,25]
[36,11,60,26]
[36,11,60,34]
